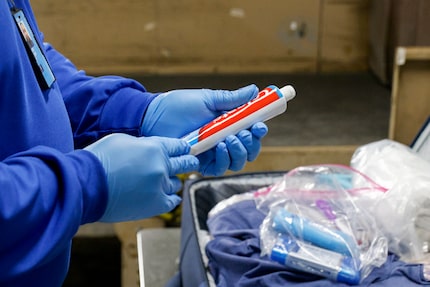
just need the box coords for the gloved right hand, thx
[84,133,199,222]
[140,85,268,176]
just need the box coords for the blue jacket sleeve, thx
[0,146,107,282]
[43,43,158,148]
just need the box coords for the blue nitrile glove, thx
[84,133,199,222]
[141,85,268,176]
[197,123,268,175]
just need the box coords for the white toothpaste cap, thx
[280,85,296,102]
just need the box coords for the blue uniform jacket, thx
[0,1,157,285]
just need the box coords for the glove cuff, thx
[99,87,158,137]
[68,150,109,224]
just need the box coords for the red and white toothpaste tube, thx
[182,85,296,155]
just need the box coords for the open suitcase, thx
[176,172,286,287]
[160,117,430,287]
[166,169,430,287]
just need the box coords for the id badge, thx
[12,9,55,89]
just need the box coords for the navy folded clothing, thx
[206,199,429,287]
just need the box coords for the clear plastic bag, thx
[351,139,430,263]
[256,164,388,285]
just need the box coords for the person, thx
[0,0,268,286]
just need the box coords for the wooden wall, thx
[369,0,430,84]
[32,0,370,75]
[389,47,430,145]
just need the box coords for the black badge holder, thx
[9,0,55,90]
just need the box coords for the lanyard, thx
[7,0,17,10]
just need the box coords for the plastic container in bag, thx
[256,164,388,284]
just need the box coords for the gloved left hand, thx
[141,85,268,176]
[84,133,199,222]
